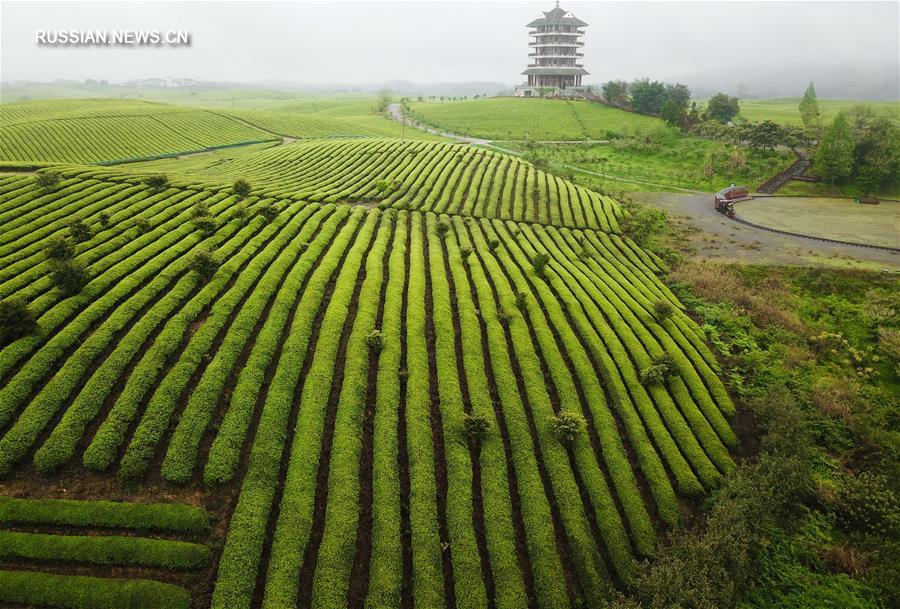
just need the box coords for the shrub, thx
[488,239,500,251]
[0,299,36,345]
[640,363,668,386]
[133,217,150,234]
[190,201,209,218]
[653,299,675,320]
[366,329,384,352]
[460,246,472,258]
[257,203,279,223]
[232,178,252,199]
[44,236,73,261]
[550,411,585,444]
[835,472,900,536]
[231,204,248,224]
[143,174,169,192]
[531,252,550,277]
[190,250,217,282]
[67,219,92,243]
[463,411,491,444]
[35,171,60,192]
[191,215,217,236]
[435,221,450,239]
[98,212,110,228]
[515,291,528,311]
[49,260,88,295]
[497,308,512,326]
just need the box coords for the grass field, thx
[0,129,740,607]
[736,196,900,248]
[408,98,662,141]
[730,98,900,126]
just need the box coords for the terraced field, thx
[0,98,437,166]
[0,131,738,608]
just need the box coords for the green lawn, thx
[522,135,794,194]
[736,196,900,248]
[724,98,900,126]
[408,98,661,140]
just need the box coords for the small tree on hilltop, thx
[67,219,93,243]
[0,298,37,346]
[551,411,585,444]
[232,179,252,199]
[45,236,74,261]
[144,174,169,192]
[50,260,88,295]
[35,171,61,192]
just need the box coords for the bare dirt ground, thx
[636,192,900,270]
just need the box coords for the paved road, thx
[637,192,899,269]
[386,104,898,269]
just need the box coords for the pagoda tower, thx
[517,1,588,97]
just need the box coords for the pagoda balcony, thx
[529,52,583,58]
[529,40,584,47]
[529,28,585,36]
[526,63,584,69]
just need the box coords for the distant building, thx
[516,2,589,98]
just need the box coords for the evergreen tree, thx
[799,81,821,129]
[814,112,854,185]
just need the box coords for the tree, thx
[50,260,88,295]
[0,298,36,346]
[45,236,74,261]
[232,179,252,199]
[35,171,61,192]
[799,81,821,129]
[143,174,169,192]
[706,93,740,124]
[744,121,785,150]
[664,83,691,108]
[660,100,686,128]
[377,87,393,112]
[853,118,899,194]
[67,219,93,243]
[601,80,629,108]
[630,79,667,115]
[190,250,218,282]
[814,112,854,185]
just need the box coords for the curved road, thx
[387,104,898,268]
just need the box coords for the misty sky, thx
[2,1,898,87]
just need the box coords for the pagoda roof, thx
[521,67,589,76]
[526,4,588,27]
